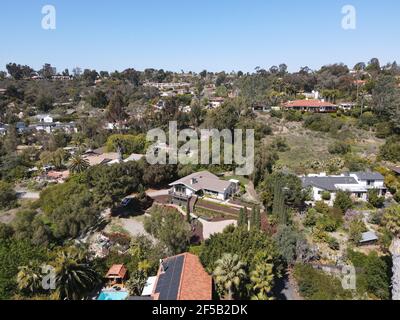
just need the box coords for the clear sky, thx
[0,0,399,73]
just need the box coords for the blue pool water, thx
[97,291,129,300]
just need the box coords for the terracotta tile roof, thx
[152,253,212,300]
[106,264,127,279]
[283,99,336,108]
[178,253,212,300]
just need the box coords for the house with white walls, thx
[301,172,386,205]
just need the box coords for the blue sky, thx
[0,0,399,73]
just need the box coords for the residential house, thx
[16,122,29,133]
[105,264,128,287]
[30,122,56,134]
[146,253,212,300]
[46,170,70,183]
[282,99,338,113]
[252,103,271,112]
[390,166,400,176]
[301,172,386,204]
[169,171,237,204]
[0,123,7,136]
[302,90,320,100]
[208,97,225,109]
[123,153,144,162]
[83,149,121,166]
[339,102,357,111]
[36,114,54,123]
[54,122,78,134]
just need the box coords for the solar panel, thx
[155,255,184,300]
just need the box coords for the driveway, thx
[199,218,237,239]
[146,189,170,198]
[166,204,237,240]
[118,217,155,241]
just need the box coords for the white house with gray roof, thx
[169,171,237,201]
[301,172,385,204]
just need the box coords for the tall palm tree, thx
[68,154,89,174]
[213,253,246,300]
[384,205,400,300]
[54,247,100,300]
[17,263,42,294]
[250,262,274,300]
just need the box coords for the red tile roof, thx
[283,99,336,108]
[106,264,128,279]
[152,253,212,300]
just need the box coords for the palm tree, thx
[54,247,100,300]
[68,154,89,174]
[250,262,274,300]
[17,263,42,294]
[384,205,400,300]
[213,253,246,300]
[126,270,147,296]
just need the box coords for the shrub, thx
[316,215,338,233]
[321,191,331,201]
[367,189,385,208]
[347,250,391,300]
[304,114,344,134]
[328,141,351,155]
[334,191,353,213]
[380,136,400,162]
[326,236,340,251]
[304,208,318,227]
[394,191,400,203]
[0,181,17,210]
[348,218,368,244]
[284,110,303,122]
[294,264,351,300]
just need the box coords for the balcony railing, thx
[169,190,189,200]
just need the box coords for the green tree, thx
[0,180,17,210]
[54,247,101,300]
[238,208,249,228]
[333,191,353,213]
[383,205,400,300]
[213,253,246,300]
[126,270,147,296]
[144,206,191,255]
[16,263,42,295]
[105,91,127,123]
[250,261,274,300]
[68,155,90,174]
[368,189,385,208]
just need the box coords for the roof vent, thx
[160,259,168,273]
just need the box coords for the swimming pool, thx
[97,290,129,300]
